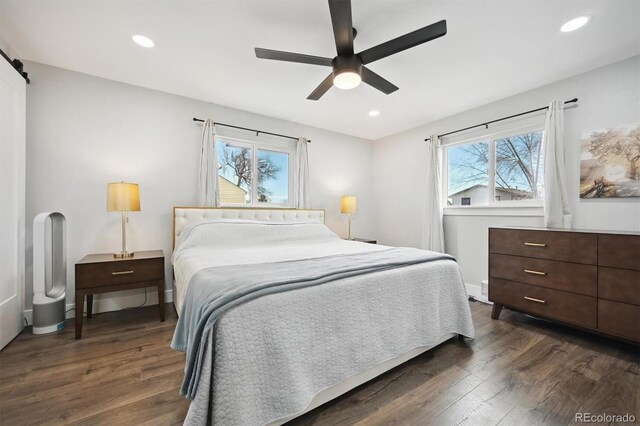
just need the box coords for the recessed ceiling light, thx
[368,110,380,117]
[132,34,155,48]
[560,16,591,32]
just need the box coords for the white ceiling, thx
[1,0,638,140]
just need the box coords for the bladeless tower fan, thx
[32,212,66,334]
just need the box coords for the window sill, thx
[443,205,543,217]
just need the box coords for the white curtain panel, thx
[543,101,572,228]
[196,119,220,207]
[421,134,445,252]
[294,137,311,209]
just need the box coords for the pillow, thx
[174,219,339,252]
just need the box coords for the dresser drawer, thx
[598,267,640,305]
[598,234,640,271]
[76,258,164,289]
[489,278,597,328]
[598,299,640,341]
[490,253,597,296]
[489,228,597,264]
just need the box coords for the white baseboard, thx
[465,283,493,305]
[465,283,482,298]
[23,289,173,325]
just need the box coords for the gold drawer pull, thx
[524,242,547,247]
[112,270,134,276]
[524,296,546,304]
[524,269,547,276]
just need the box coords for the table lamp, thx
[341,195,357,240]
[107,182,140,258]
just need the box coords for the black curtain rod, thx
[193,118,310,143]
[0,47,30,83]
[424,98,578,142]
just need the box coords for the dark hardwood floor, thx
[1,301,638,425]
[0,305,189,426]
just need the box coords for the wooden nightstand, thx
[349,238,377,244]
[74,250,165,339]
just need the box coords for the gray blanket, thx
[171,247,454,399]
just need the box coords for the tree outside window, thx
[216,139,291,205]
[446,130,544,206]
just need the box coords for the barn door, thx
[0,54,26,350]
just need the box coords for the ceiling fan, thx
[255,0,447,100]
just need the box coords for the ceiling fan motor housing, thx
[332,55,363,78]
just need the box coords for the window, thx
[494,132,544,201]
[444,128,544,207]
[216,136,293,206]
[447,140,489,206]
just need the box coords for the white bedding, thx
[172,220,388,314]
[171,219,475,425]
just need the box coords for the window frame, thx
[214,135,295,208]
[442,124,545,215]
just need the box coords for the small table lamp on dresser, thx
[107,182,140,258]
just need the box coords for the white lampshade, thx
[341,195,358,214]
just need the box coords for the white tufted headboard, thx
[173,207,325,247]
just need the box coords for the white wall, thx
[0,32,16,58]
[24,61,374,315]
[373,56,640,289]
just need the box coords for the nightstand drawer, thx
[489,278,597,328]
[489,253,597,296]
[76,258,164,289]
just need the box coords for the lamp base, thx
[114,251,134,259]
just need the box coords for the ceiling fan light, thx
[333,71,361,90]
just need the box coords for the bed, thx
[171,207,475,425]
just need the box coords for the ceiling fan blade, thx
[255,48,333,66]
[328,0,354,56]
[307,73,334,100]
[358,20,447,65]
[361,67,399,94]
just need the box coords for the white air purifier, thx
[32,212,67,334]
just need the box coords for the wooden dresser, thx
[489,228,640,343]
